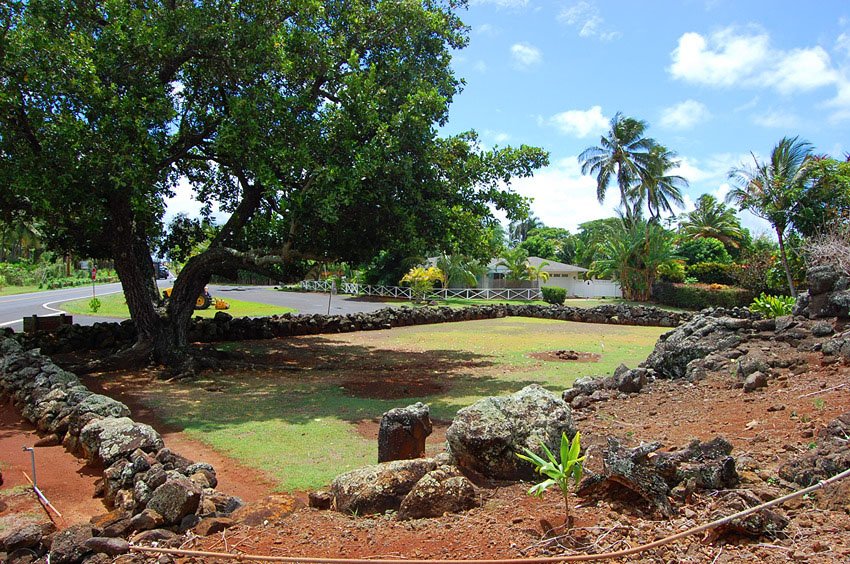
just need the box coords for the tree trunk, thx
[776,228,797,298]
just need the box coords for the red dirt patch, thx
[0,403,106,529]
[528,350,601,362]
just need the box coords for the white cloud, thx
[475,23,499,36]
[670,28,770,86]
[670,27,841,95]
[549,105,608,138]
[558,1,620,41]
[165,177,228,223]
[510,43,542,69]
[484,130,511,144]
[659,99,711,129]
[763,47,838,94]
[473,60,488,73]
[751,109,800,128]
[838,33,850,58]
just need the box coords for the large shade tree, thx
[1,0,547,372]
[727,136,813,297]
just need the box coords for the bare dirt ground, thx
[2,335,849,562]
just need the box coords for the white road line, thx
[0,319,23,327]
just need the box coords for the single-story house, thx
[482,256,621,298]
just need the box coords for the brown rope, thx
[129,466,850,563]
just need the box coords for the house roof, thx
[486,256,588,273]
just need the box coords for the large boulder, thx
[79,417,164,466]
[330,457,439,515]
[644,313,750,379]
[377,402,432,463]
[445,384,575,481]
[398,465,477,520]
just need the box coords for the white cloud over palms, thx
[549,106,608,138]
[659,100,712,129]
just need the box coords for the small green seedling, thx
[89,297,101,313]
[813,398,826,411]
[516,431,585,522]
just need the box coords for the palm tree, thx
[508,216,543,244]
[496,246,531,282]
[579,113,655,221]
[727,136,813,297]
[589,216,678,301]
[637,144,687,221]
[678,194,744,250]
[526,260,550,288]
[434,253,485,288]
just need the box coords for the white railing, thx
[299,280,542,301]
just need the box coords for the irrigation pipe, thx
[23,471,63,521]
[130,466,850,563]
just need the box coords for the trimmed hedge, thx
[685,262,739,285]
[652,281,752,310]
[541,286,567,305]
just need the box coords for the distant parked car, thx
[153,261,169,279]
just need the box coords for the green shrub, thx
[657,261,685,283]
[540,286,566,305]
[749,293,795,318]
[685,262,739,285]
[653,281,752,310]
[677,237,732,265]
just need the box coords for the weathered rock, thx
[200,490,244,515]
[446,384,575,481]
[578,436,738,517]
[779,411,850,486]
[645,313,747,379]
[146,475,201,525]
[398,466,478,520]
[83,537,130,557]
[331,457,438,515]
[709,490,788,539]
[90,509,132,537]
[1,524,44,552]
[377,402,432,463]
[127,509,165,533]
[193,517,235,536]
[743,371,768,392]
[34,433,62,447]
[129,529,179,545]
[812,322,835,337]
[49,523,93,564]
[308,490,334,510]
[612,365,648,393]
[79,417,163,466]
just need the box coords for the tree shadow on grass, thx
[83,335,545,433]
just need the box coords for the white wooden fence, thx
[299,280,543,301]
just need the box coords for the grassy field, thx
[60,292,296,318]
[119,317,666,491]
[0,285,42,296]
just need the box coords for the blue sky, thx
[441,0,850,235]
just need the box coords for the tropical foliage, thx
[516,431,585,521]
[400,266,445,303]
[496,246,532,281]
[434,253,485,288]
[727,136,813,297]
[749,293,796,318]
[678,194,744,251]
[589,217,678,301]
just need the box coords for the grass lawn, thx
[0,285,42,296]
[60,292,296,318]
[114,317,666,491]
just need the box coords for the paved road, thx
[0,283,398,333]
